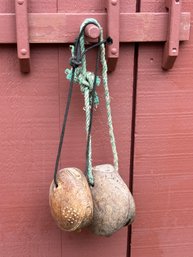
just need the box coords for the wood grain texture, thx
[131,1,193,257]
[0,0,57,13]
[58,0,136,13]
[0,12,190,44]
[58,1,135,256]
[0,1,62,257]
[0,1,136,257]
[0,44,62,257]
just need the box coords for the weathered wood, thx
[15,0,30,72]
[0,2,62,257]
[0,12,190,43]
[0,45,62,257]
[131,1,193,257]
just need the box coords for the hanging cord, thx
[79,21,99,186]
[99,24,119,172]
[79,19,119,185]
[53,20,108,187]
[54,18,118,187]
[53,67,75,188]
[84,41,101,186]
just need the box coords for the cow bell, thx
[49,167,93,231]
[89,164,135,236]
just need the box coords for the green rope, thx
[65,67,100,106]
[65,18,119,184]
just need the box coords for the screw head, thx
[111,0,118,6]
[111,47,118,55]
[17,0,24,4]
[20,48,27,55]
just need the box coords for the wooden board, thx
[131,1,193,257]
[0,13,190,43]
[58,1,135,257]
[0,1,135,257]
[0,1,62,257]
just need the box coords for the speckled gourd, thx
[89,164,135,236]
[49,168,93,231]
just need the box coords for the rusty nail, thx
[17,0,24,5]
[111,48,118,55]
[111,0,118,6]
[20,48,27,55]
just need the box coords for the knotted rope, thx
[65,48,101,106]
[65,18,119,186]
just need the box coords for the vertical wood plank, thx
[0,45,62,257]
[0,1,61,257]
[57,1,136,256]
[131,1,193,257]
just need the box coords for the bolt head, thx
[17,0,24,4]
[111,0,118,6]
[20,48,27,55]
[111,47,118,55]
[86,25,100,39]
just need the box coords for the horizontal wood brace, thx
[0,12,190,44]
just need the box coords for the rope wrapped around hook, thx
[65,18,118,186]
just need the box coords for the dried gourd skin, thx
[49,168,93,231]
[89,164,135,236]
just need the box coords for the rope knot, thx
[65,67,101,106]
[54,18,118,188]
[70,56,81,68]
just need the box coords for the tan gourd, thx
[89,164,135,236]
[49,168,93,231]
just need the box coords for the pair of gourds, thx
[49,164,135,236]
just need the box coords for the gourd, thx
[49,19,136,236]
[89,164,135,236]
[49,168,93,231]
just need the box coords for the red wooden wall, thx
[0,1,193,257]
[131,1,193,257]
[0,1,135,257]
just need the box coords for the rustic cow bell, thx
[49,168,93,231]
[89,164,135,236]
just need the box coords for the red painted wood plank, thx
[134,209,193,229]
[131,1,193,257]
[132,245,193,257]
[134,191,193,212]
[0,12,190,43]
[132,226,193,246]
[0,0,57,13]
[15,0,30,73]
[134,173,193,193]
[58,0,135,13]
[0,46,61,257]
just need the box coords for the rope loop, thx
[53,18,118,188]
[66,18,119,185]
[65,67,100,106]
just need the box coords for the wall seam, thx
[127,0,141,256]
